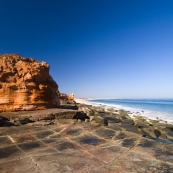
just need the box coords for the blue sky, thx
[0,0,173,98]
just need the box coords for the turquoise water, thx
[88,99,173,122]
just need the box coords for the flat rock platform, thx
[0,107,83,126]
[0,109,173,172]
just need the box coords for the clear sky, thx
[0,0,173,98]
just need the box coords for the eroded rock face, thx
[58,93,68,104]
[59,93,75,104]
[68,93,74,100]
[0,54,60,112]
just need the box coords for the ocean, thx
[87,99,173,122]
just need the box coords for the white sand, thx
[75,99,173,124]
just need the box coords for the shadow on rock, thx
[57,105,78,110]
[0,116,14,127]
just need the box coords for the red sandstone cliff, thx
[0,54,60,112]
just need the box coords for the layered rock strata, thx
[0,54,60,112]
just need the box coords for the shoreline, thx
[75,98,173,124]
[0,99,173,143]
[1,100,173,172]
[1,105,173,172]
[75,98,173,143]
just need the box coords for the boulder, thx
[121,119,134,125]
[107,107,115,112]
[104,116,121,123]
[0,54,60,112]
[94,116,107,125]
[159,134,167,140]
[166,134,173,141]
[86,111,94,117]
[93,112,107,125]
[156,127,172,134]
[119,109,130,119]
[135,120,151,128]
[148,120,159,124]
[90,116,95,121]
[141,127,161,138]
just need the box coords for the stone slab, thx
[0,108,86,126]
[0,123,173,172]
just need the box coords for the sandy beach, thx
[75,98,172,120]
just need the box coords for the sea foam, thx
[87,99,173,123]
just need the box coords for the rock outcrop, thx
[0,54,60,112]
[68,93,74,100]
[59,92,75,104]
[59,93,68,104]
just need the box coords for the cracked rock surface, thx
[0,120,173,172]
